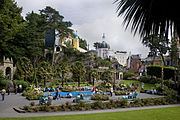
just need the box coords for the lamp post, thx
[161,62,164,95]
[113,70,116,91]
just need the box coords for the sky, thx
[15,0,149,58]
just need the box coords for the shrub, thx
[33,106,40,112]
[133,98,144,107]
[0,80,8,87]
[91,101,104,109]
[147,65,161,78]
[115,91,128,95]
[13,80,29,89]
[123,71,135,80]
[50,106,59,112]
[91,95,109,101]
[30,102,35,106]
[116,99,128,108]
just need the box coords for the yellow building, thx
[73,32,79,50]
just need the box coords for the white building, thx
[96,41,110,59]
[114,51,129,66]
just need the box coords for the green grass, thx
[1,107,180,120]
[120,80,154,90]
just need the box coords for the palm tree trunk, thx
[44,79,46,86]
[78,77,81,87]
[93,78,95,86]
[62,74,64,87]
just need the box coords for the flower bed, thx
[22,96,179,113]
[91,95,109,101]
[115,90,129,95]
[22,88,44,100]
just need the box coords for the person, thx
[141,83,144,89]
[19,84,22,93]
[80,93,83,99]
[67,93,72,98]
[55,89,59,100]
[110,87,113,97]
[14,85,18,94]
[93,87,96,94]
[1,88,6,101]
[95,88,98,94]
[7,85,10,95]
[48,94,53,103]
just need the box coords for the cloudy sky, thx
[15,0,149,58]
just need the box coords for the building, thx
[73,31,87,53]
[128,54,142,73]
[113,51,129,66]
[96,41,110,59]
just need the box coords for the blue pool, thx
[44,91,110,97]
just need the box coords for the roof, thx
[98,41,110,49]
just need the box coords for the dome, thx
[98,41,110,49]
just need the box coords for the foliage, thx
[55,61,70,87]
[142,35,169,64]
[79,37,87,50]
[123,71,135,80]
[37,61,53,86]
[0,0,24,59]
[91,95,109,101]
[13,80,29,89]
[147,65,162,78]
[16,57,33,81]
[101,70,112,84]
[89,69,98,86]
[71,61,86,87]
[115,91,129,95]
[139,75,161,84]
[147,65,176,80]
[96,57,113,68]
[115,0,180,39]
[0,80,8,88]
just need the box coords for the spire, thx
[75,30,78,39]
[102,33,105,39]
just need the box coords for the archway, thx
[5,67,11,80]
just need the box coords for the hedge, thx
[147,65,176,80]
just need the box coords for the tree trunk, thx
[78,77,81,87]
[93,78,95,86]
[62,74,64,87]
[44,79,46,86]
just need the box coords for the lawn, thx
[1,107,180,120]
[120,80,154,90]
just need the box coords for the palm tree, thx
[115,0,180,39]
[71,61,86,87]
[37,61,53,86]
[89,69,98,86]
[16,57,33,81]
[55,61,70,87]
[101,70,112,85]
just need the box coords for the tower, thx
[73,31,79,49]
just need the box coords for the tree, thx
[37,61,53,86]
[89,69,98,86]
[0,0,24,59]
[101,70,112,84]
[115,0,180,39]
[40,6,73,65]
[55,61,70,87]
[142,34,169,65]
[16,57,33,81]
[79,37,87,50]
[93,42,99,49]
[71,61,86,87]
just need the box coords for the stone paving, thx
[0,92,170,118]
